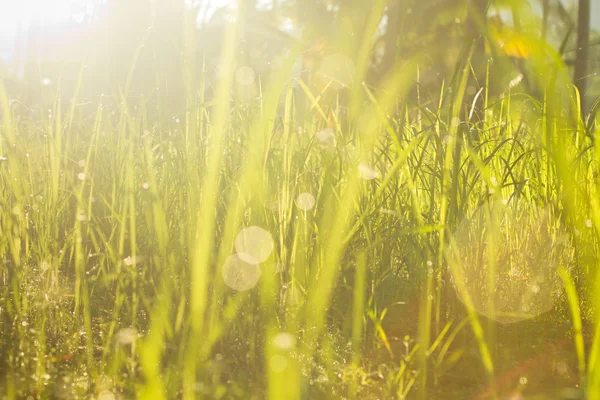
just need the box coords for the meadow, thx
[0,2,599,399]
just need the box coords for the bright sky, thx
[0,0,598,61]
[0,0,236,61]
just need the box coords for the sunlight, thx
[0,0,98,27]
[0,0,101,60]
[0,0,597,397]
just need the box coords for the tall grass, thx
[0,2,599,399]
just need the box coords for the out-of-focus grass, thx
[0,2,599,399]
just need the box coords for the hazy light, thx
[317,53,355,89]
[234,226,274,264]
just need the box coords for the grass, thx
[0,4,600,399]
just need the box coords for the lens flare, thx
[296,192,316,211]
[315,128,336,150]
[236,65,256,86]
[235,226,274,264]
[98,390,116,400]
[447,201,570,324]
[221,254,262,291]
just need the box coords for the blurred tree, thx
[574,0,590,113]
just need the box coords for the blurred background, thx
[0,0,598,109]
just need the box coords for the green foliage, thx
[0,0,598,399]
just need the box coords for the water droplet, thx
[77,173,85,181]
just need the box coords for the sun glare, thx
[0,0,103,60]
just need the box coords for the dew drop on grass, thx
[221,254,262,292]
[296,193,316,211]
[236,66,256,86]
[358,163,378,181]
[77,173,85,181]
[234,226,274,264]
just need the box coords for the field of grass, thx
[1,4,600,400]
